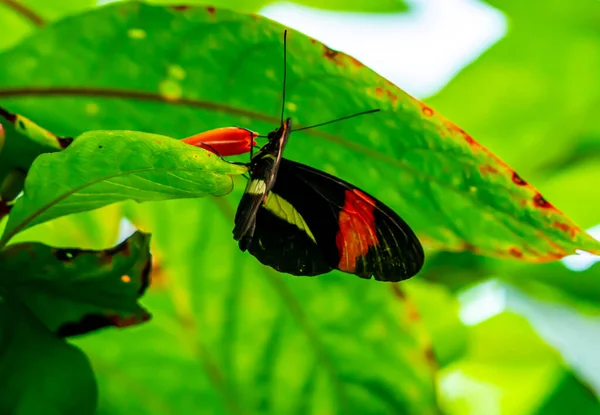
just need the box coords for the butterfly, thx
[229,31,424,282]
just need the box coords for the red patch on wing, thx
[336,189,379,273]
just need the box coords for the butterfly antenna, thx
[280,30,288,125]
[293,108,380,132]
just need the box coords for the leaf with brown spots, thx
[0,231,152,336]
[0,3,594,262]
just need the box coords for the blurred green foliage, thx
[0,0,599,414]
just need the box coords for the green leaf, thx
[0,231,152,335]
[0,106,74,221]
[0,297,97,415]
[0,0,96,52]
[428,0,600,229]
[0,130,246,246]
[0,3,596,262]
[438,312,600,414]
[69,197,440,414]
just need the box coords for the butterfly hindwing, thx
[247,159,424,282]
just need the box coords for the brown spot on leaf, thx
[171,5,190,11]
[511,171,527,186]
[479,164,498,175]
[109,312,152,328]
[421,104,434,117]
[373,87,398,105]
[553,221,576,238]
[391,283,406,300]
[105,239,131,257]
[310,38,316,45]
[346,55,364,68]
[508,247,523,258]
[533,193,553,209]
[462,242,480,254]
[206,6,216,14]
[323,45,338,60]
[424,346,438,368]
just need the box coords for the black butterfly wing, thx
[246,158,424,282]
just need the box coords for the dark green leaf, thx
[0,297,97,414]
[0,231,152,335]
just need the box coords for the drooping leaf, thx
[0,231,152,335]
[0,2,596,261]
[0,297,97,415]
[0,130,246,246]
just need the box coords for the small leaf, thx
[0,298,97,415]
[0,231,152,335]
[0,130,246,246]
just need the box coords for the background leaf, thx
[0,297,97,415]
[438,312,600,415]
[0,231,152,335]
[70,197,440,414]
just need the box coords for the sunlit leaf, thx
[0,0,95,51]
[428,0,600,229]
[0,2,597,262]
[0,130,246,246]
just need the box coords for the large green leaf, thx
[0,0,96,52]
[70,197,440,414]
[0,2,597,261]
[428,0,600,229]
[146,0,408,13]
[0,130,246,246]
[0,231,152,335]
[0,297,97,415]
